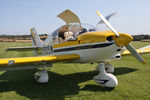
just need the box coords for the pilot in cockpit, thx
[58,30,76,42]
[64,31,76,41]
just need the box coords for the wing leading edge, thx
[0,54,80,70]
[122,45,150,55]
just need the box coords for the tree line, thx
[132,35,150,41]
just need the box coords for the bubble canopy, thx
[49,23,96,43]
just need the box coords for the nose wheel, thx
[94,63,118,88]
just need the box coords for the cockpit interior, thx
[51,23,96,44]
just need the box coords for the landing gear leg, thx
[95,63,114,73]
[105,63,114,73]
[94,63,118,88]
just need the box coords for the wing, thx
[0,54,80,71]
[122,45,150,55]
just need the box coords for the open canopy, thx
[57,9,81,24]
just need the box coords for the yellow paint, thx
[0,54,80,66]
[78,31,115,44]
[30,29,37,44]
[96,11,101,16]
[122,49,150,55]
[115,33,133,46]
[53,41,79,48]
[53,31,116,48]
[122,48,150,64]
[121,46,150,64]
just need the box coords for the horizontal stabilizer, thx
[6,46,41,51]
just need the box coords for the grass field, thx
[0,42,150,100]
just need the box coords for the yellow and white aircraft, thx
[0,9,150,88]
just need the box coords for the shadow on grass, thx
[0,67,137,100]
[80,84,114,92]
[114,67,138,76]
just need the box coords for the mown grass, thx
[0,42,150,100]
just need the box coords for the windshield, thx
[79,23,96,35]
[50,23,96,44]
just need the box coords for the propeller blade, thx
[96,11,119,37]
[125,43,145,64]
[97,12,117,25]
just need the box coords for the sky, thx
[0,0,150,35]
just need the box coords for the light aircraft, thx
[0,9,150,88]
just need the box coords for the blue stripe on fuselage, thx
[54,42,114,52]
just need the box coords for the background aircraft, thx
[0,9,150,88]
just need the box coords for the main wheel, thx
[34,70,49,83]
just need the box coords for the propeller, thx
[96,11,145,63]
[96,11,119,37]
[96,12,117,27]
[125,43,145,63]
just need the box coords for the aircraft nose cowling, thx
[115,33,133,47]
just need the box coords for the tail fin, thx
[30,28,42,46]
